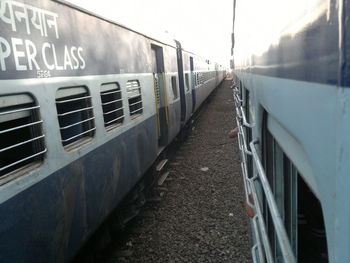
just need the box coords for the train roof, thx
[53,0,178,48]
[52,0,218,64]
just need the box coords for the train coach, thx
[0,0,225,262]
[232,0,350,262]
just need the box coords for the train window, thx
[185,73,190,92]
[263,117,328,262]
[171,76,178,99]
[56,87,95,148]
[100,82,124,130]
[126,80,143,117]
[200,73,204,85]
[0,94,46,181]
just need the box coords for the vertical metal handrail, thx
[250,140,296,263]
[252,215,265,263]
[233,85,270,261]
[252,245,259,263]
[232,82,295,263]
[237,118,273,262]
[249,177,273,263]
[238,124,252,156]
[240,105,255,128]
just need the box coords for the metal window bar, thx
[0,101,46,176]
[101,98,123,106]
[61,127,96,143]
[0,105,40,116]
[104,107,123,116]
[55,95,92,104]
[127,87,141,92]
[0,120,43,134]
[130,108,143,115]
[126,81,140,88]
[57,106,93,117]
[127,81,139,85]
[101,88,124,128]
[101,90,121,96]
[128,94,142,100]
[0,134,45,153]
[59,117,95,130]
[104,115,125,125]
[129,100,142,107]
[0,149,47,172]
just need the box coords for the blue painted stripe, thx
[0,115,158,262]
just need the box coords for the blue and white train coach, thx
[0,0,225,261]
[233,0,350,262]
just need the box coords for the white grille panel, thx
[0,94,46,178]
[101,82,124,128]
[126,80,143,116]
[56,87,95,147]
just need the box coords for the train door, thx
[174,40,186,124]
[190,56,196,113]
[151,44,168,147]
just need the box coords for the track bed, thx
[74,79,250,262]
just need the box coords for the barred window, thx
[56,87,95,148]
[126,80,143,117]
[100,82,124,129]
[0,94,46,179]
[171,76,178,99]
[185,73,190,92]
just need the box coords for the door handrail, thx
[234,102,272,262]
[233,84,296,263]
[249,140,296,263]
[240,106,255,128]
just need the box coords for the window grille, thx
[100,82,124,129]
[126,80,143,116]
[197,73,204,85]
[56,87,95,147]
[185,73,190,92]
[0,94,46,178]
[154,75,161,106]
[171,76,178,99]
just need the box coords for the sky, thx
[65,0,233,67]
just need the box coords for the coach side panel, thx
[0,0,162,261]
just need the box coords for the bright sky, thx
[65,0,233,67]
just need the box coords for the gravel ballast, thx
[88,79,251,262]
